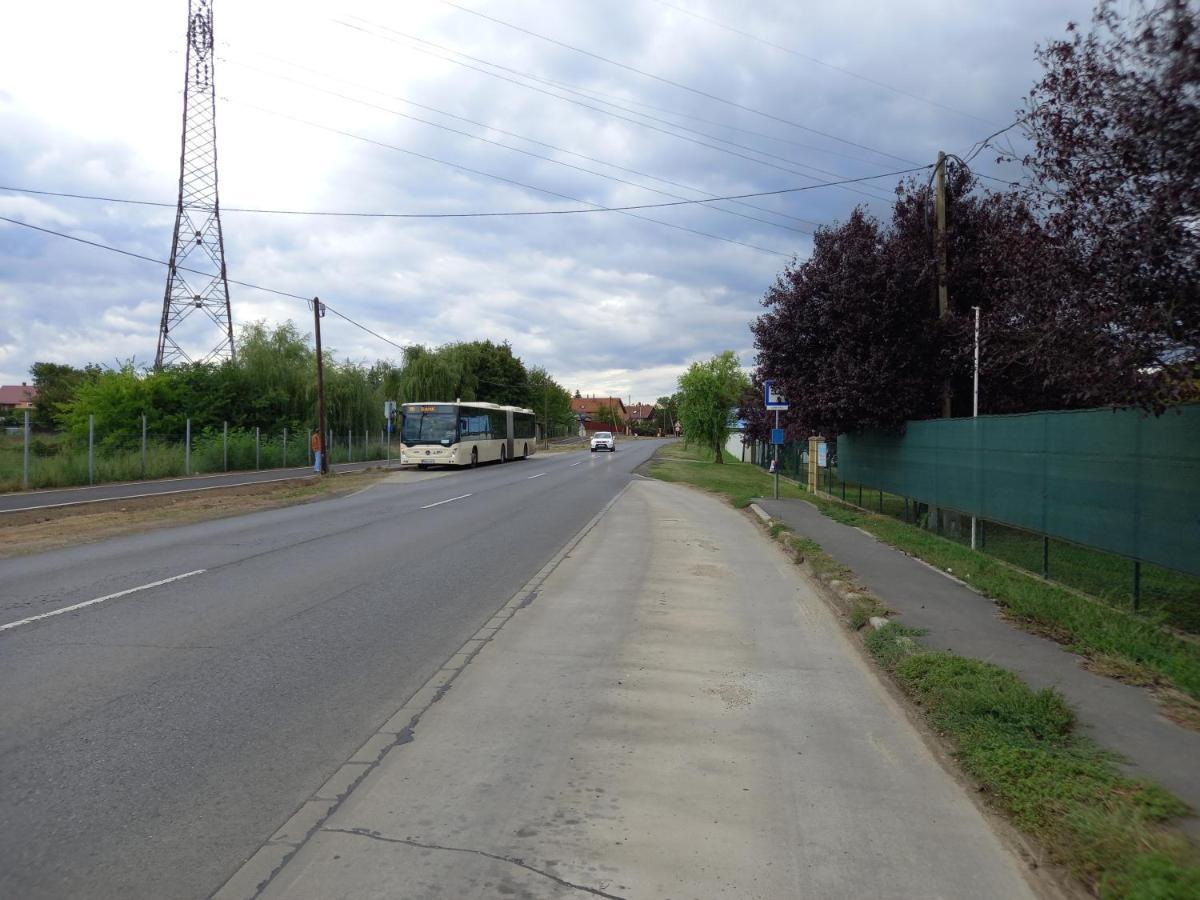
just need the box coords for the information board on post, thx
[764,380,788,411]
[771,428,785,445]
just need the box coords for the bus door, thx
[505,410,515,460]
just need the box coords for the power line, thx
[334,19,899,205]
[222,96,794,256]
[225,51,824,229]
[646,0,995,126]
[487,59,898,170]
[222,58,811,234]
[1,167,928,220]
[0,214,408,353]
[434,0,921,166]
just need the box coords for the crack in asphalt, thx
[323,827,628,899]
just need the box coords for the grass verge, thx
[824,469,1199,635]
[867,625,1200,897]
[648,445,1200,703]
[0,470,386,559]
[648,441,807,508]
[802,491,1200,703]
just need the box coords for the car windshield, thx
[595,432,612,439]
[402,407,459,444]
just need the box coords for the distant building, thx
[0,383,37,415]
[570,396,628,435]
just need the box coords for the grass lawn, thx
[867,625,1200,898]
[648,441,807,508]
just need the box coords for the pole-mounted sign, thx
[764,380,788,411]
[764,380,788,499]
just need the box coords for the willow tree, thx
[677,351,749,464]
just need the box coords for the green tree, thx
[29,361,100,428]
[655,394,680,435]
[677,352,749,464]
[528,366,574,438]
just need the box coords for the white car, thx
[590,431,616,452]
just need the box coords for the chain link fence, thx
[1,412,395,492]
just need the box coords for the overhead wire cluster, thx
[3,0,1021,358]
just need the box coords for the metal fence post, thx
[88,414,95,485]
[308,430,313,467]
[386,425,390,462]
[223,421,228,472]
[348,428,352,463]
[256,426,261,470]
[1132,560,1141,611]
[878,489,883,513]
[1042,536,1050,579]
[283,427,288,468]
[22,409,30,489]
[142,414,147,477]
[185,418,191,475]
[327,429,332,465]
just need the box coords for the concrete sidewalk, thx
[757,497,1200,829]
[221,480,1037,899]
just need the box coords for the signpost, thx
[764,380,788,499]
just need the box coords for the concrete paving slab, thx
[260,481,1037,899]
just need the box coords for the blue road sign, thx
[771,428,785,445]
[764,379,788,411]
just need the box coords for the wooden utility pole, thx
[935,150,952,418]
[312,297,329,474]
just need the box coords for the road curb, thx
[211,479,638,900]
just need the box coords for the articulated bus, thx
[400,401,537,468]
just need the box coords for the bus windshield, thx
[401,407,459,445]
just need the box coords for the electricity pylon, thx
[156,0,234,368]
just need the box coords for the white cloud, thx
[0,0,1093,396]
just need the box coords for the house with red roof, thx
[570,396,628,435]
[0,383,37,416]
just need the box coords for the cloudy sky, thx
[0,0,1094,402]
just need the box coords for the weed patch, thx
[867,632,1200,894]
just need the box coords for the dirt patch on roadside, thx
[0,472,388,559]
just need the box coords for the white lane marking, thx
[419,493,472,510]
[527,473,546,479]
[569,461,585,467]
[0,570,207,633]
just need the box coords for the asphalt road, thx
[0,458,409,514]
[0,440,668,899]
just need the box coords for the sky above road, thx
[0,0,1094,401]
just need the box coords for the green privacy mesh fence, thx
[838,405,1200,576]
